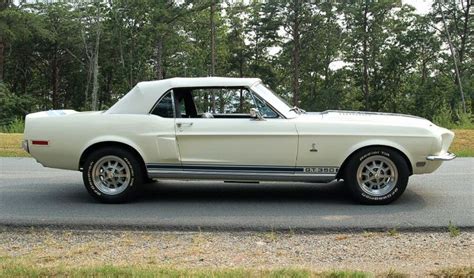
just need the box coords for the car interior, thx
[152,87,280,119]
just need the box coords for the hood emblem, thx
[310,143,318,152]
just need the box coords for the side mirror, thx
[250,108,265,121]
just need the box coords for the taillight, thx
[31,140,49,146]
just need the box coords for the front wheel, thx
[343,147,409,205]
[82,147,144,203]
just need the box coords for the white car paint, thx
[23,77,454,183]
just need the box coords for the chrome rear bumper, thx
[426,152,456,161]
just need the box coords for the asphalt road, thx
[0,157,473,231]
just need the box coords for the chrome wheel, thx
[356,155,398,197]
[92,155,131,195]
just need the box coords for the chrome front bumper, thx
[426,152,456,161]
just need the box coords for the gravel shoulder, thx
[1,228,472,277]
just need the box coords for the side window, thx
[191,88,255,115]
[151,91,174,118]
[172,87,280,119]
[252,94,279,118]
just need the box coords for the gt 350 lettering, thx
[303,167,339,174]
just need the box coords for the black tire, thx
[82,147,144,203]
[343,147,409,205]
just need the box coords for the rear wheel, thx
[343,147,409,205]
[82,147,144,203]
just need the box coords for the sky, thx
[403,0,434,14]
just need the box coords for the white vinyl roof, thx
[106,77,262,114]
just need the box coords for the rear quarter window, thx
[151,92,174,118]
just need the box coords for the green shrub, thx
[454,110,474,129]
[0,83,34,130]
[0,118,25,133]
[433,105,454,128]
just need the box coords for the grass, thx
[0,133,29,157]
[430,267,474,278]
[387,228,399,237]
[448,221,461,237]
[384,269,409,278]
[449,129,474,157]
[1,258,472,278]
[0,129,473,157]
[0,257,375,278]
[262,229,279,242]
[1,263,472,278]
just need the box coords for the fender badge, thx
[310,143,318,152]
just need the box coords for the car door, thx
[174,87,298,175]
[148,91,180,165]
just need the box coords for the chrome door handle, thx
[176,122,193,128]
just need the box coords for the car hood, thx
[301,110,433,127]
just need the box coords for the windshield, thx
[251,83,298,119]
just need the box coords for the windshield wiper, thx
[289,106,306,114]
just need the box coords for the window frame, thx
[149,89,176,118]
[248,90,281,119]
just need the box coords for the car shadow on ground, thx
[139,180,354,204]
[58,180,427,214]
[134,180,427,208]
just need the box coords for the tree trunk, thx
[210,0,216,113]
[362,3,370,111]
[0,38,4,82]
[219,91,225,113]
[254,30,259,76]
[459,0,471,112]
[0,0,10,82]
[421,58,427,86]
[155,35,163,80]
[91,28,100,111]
[458,0,471,67]
[291,0,301,107]
[210,0,216,76]
[51,50,59,109]
[91,51,99,111]
[438,2,466,113]
[84,61,92,110]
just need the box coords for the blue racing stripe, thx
[146,163,304,172]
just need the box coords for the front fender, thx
[341,139,415,173]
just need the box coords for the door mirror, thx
[250,108,265,121]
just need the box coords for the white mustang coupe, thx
[23,77,455,204]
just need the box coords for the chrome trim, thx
[148,89,175,117]
[322,110,425,120]
[356,155,398,197]
[146,163,339,173]
[21,140,29,153]
[92,155,132,195]
[250,108,266,121]
[147,170,336,183]
[426,152,456,161]
[249,88,285,119]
